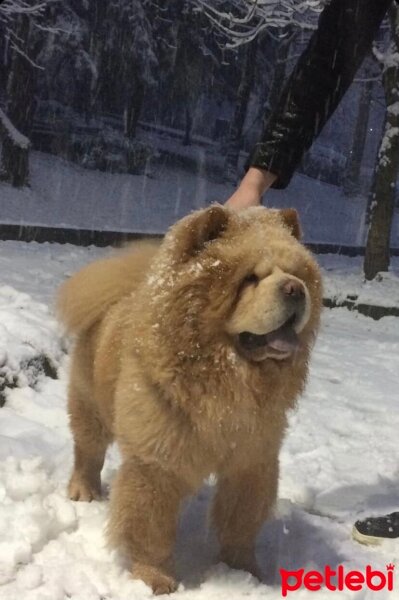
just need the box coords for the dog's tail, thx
[57,241,158,335]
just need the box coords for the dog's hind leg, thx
[68,382,111,502]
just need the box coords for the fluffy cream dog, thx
[58,205,322,595]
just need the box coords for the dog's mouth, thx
[237,314,299,361]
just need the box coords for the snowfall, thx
[0,240,399,600]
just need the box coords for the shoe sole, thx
[352,525,383,546]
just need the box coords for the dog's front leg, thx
[212,459,279,579]
[107,458,188,595]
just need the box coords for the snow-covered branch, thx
[0,0,52,18]
[194,0,325,48]
[0,0,58,68]
[9,39,45,69]
[0,108,30,149]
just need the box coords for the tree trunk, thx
[0,137,30,187]
[125,77,144,140]
[1,15,35,187]
[343,63,373,197]
[364,7,399,280]
[225,39,258,181]
[183,106,193,146]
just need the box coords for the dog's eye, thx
[243,273,259,286]
[237,273,259,296]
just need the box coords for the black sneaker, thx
[353,512,399,545]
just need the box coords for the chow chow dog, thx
[58,205,322,594]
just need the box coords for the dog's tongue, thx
[265,322,299,353]
[239,320,300,355]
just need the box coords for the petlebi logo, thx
[280,563,395,596]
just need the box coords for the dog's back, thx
[57,240,158,335]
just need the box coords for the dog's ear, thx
[279,208,302,240]
[173,204,230,259]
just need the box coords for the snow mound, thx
[0,457,77,585]
[0,286,64,406]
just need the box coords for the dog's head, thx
[148,205,322,363]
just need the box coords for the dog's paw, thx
[133,563,178,595]
[68,473,101,502]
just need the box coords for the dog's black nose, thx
[282,279,305,300]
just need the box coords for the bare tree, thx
[88,0,157,138]
[0,0,54,187]
[364,6,399,280]
[343,58,377,198]
[225,38,258,180]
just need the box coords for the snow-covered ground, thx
[0,241,399,599]
[318,254,399,310]
[1,150,399,248]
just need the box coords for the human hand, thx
[225,168,277,210]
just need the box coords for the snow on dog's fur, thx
[58,205,322,595]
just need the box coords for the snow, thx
[318,254,399,309]
[0,285,63,408]
[0,241,399,599]
[388,102,399,118]
[0,108,30,150]
[379,125,399,167]
[1,150,399,248]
